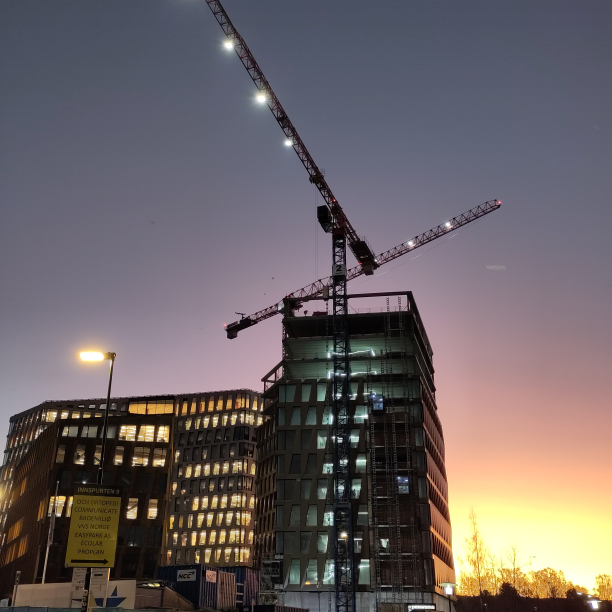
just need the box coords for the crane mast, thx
[205,4,500,612]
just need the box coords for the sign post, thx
[65,484,121,612]
[65,484,121,568]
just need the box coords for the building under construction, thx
[254,291,455,611]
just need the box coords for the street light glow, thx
[79,351,105,361]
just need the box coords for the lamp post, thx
[79,351,116,484]
[440,582,456,612]
[77,351,116,612]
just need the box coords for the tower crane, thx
[204,3,500,612]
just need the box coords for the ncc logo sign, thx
[177,569,197,582]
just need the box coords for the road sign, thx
[65,484,121,568]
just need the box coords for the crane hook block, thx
[317,205,333,233]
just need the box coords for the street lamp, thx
[79,351,116,484]
[440,582,456,612]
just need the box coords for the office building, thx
[254,291,455,611]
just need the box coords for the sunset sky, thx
[1,0,610,590]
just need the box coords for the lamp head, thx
[79,351,116,362]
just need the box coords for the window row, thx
[45,405,119,423]
[276,453,366,475]
[278,429,360,451]
[177,412,261,434]
[173,475,253,495]
[277,405,368,427]
[275,531,364,555]
[175,460,255,479]
[169,510,252,529]
[56,445,167,467]
[276,504,369,527]
[60,424,170,443]
[285,558,370,586]
[175,442,254,465]
[47,496,158,520]
[177,394,259,417]
[276,479,361,501]
[168,546,251,565]
[173,494,254,512]
[170,528,253,547]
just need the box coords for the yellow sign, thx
[65,484,121,568]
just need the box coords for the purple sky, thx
[1,0,611,587]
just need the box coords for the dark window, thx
[101,471,115,485]
[142,550,157,578]
[182,448,191,462]
[190,480,198,494]
[196,432,204,444]
[211,446,219,460]
[59,470,72,491]
[127,525,145,547]
[205,431,214,444]
[214,430,222,443]
[218,478,225,491]
[199,479,207,494]
[187,432,195,445]
[305,454,317,474]
[289,455,301,474]
[157,473,168,495]
[224,428,231,441]
[120,472,132,490]
[284,532,296,553]
[174,498,180,512]
[178,433,186,446]
[75,470,92,484]
[243,443,254,458]
[233,427,247,441]
[117,525,129,546]
[147,526,162,547]
[193,447,201,461]
[219,445,227,458]
[229,443,237,457]
[301,430,311,449]
[136,473,150,494]
[285,431,296,449]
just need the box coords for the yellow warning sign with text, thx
[65,484,121,568]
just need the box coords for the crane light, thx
[284,138,293,147]
[256,94,266,103]
[407,240,414,247]
[224,40,234,49]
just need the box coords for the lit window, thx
[219,530,227,545]
[199,530,206,544]
[48,496,66,517]
[212,416,219,427]
[222,461,230,474]
[181,532,187,546]
[351,479,362,499]
[126,498,138,519]
[61,426,78,437]
[185,465,192,478]
[222,414,229,426]
[192,497,199,511]
[211,496,218,509]
[323,560,334,585]
[354,405,367,423]
[224,547,232,562]
[204,463,211,476]
[350,429,360,448]
[153,448,167,467]
[232,460,243,474]
[201,496,209,510]
[119,425,137,441]
[220,495,228,509]
[358,560,370,585]
[306,505,318,526]
[305,559,318,584]
[225,511,234,526]
[197,513,205,528]
[230,414,237,426]
[323,505,334,526]
[185,418,192,430]
[45,410,58,422]
[207,513,214,527]
[257,416,263,426]
[230,494,241,508]
[249,497,254,508]
[74,445,86,465]
[322,405,333,425]
[172,532,178,546]
[169,515,175,529]
[114,446,124,465]
[357,504,368,525]
[317,532,328,553]
[154,424,170,443]
[355,453,367,473]
[203,416,210,427]
[94,445,102,465]
[60,410,69,420]
[55,445,66,463]
[71,411,81,419]
[66,497,73,517]
[289,559,300,584]
[137,425,155,442]
[132,447,150,466]
[216,513,224,527]
[209,530,217,545]
[148,499,158,519]
[191,531,197,546]
[81,425,97,438]
[250,463,256,475]
[322,454,333,474]
[213,462,220,475]
[204,548,212,563]
[194,464,202,477]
